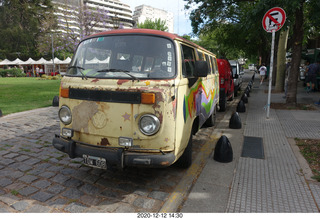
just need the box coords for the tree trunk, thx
[275,27,290,92]
[286,1,304,105]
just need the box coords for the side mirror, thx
[194,61,208,77]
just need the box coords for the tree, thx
[184,0,320,105]
[137,18,169,31]
[275,27,290,92]
[0,0,54,60]
[37,0,110,59]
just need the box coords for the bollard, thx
[237,100,246,112]
[52,96,59,107]
[229,112,242,129]
[0,109,2,117]
[245,89,250,97]
[241,93,248,103]
[214,135,233,163]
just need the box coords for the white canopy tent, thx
[0,57,71,75]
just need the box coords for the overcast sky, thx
[120,0,194,36]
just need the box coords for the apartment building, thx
[133,5,174,33]
[52,0,134,37]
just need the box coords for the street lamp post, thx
[51,33,55,74]
[112,15,120,29]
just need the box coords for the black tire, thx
[175,133,193,168]
[219,94,227,112]
[205,106,216,127]
[234,86,238,97]
[228,92,234,101]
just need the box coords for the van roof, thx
[87,29,214,56]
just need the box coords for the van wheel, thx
[175,133,193,168]
[234,86,238,97]
[219,95,226,112]
[205,106,216,127]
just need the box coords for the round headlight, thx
[139,114,160,136]
[59,106,72,125]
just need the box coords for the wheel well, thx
[192,116,199,135]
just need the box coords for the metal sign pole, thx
[267,29,275,119]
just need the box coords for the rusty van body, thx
[52,29,219,169]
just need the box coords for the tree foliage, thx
[137,18,169,32]
[0,0,54,60]
[185,0,320,104]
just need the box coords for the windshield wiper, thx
[97,69,137,81]
[68,66,87,80]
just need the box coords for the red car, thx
[217,59,234,111]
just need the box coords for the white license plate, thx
[82,155,107,169]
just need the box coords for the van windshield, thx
[67,35,176,79]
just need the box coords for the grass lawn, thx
[0,77,60,116]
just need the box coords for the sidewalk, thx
[181,73,320,212]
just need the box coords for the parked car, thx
[248,64,256,71]
[229,60,243,97]
[217,59,234,111]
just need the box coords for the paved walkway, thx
[182,73,320,213]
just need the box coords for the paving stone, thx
[38,171,56,179]
[17,164,32,172]
[51,174,71,184]
[4,153,20,159]
[32,180,51,189]
[148,191,169,201]
[47,198,68,210]
[0,178,12,187]
[19,186,39,196]
[19,175,38,183]
[0,194,20,205]
[64,202,87,213]
[64,178,83,188]
[0,158,15,166]
[46,184,66,195]
[79,183,100,196]
[31,191,54,202]
[133,197,157,209]
[15,155,30,162]
[61,188,84,199]
[25,204,52,213]
[10,201,31,211]
[24,158,41,166]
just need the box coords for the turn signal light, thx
[141,93,155,104]
[60,87,69,98]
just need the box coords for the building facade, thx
[52,0,134,37]
[133,5,174,33]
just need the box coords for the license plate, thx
[82,155,107,169]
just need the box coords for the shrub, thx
[0,68,25,77]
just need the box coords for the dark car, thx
[217,59,235,111]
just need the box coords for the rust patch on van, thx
[117,79,129,85]
[100,138,110,146]
[72,101,98,133]
[91,78,100,83]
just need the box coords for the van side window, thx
[181,44,196,77]
[197,50,204,61]
[212,57,219,74]
[205,54,212,74]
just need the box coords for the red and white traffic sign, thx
[262,7,286,32]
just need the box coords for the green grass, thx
[0,77,60,116]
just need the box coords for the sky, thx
[120,0,194,36]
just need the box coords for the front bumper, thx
[52,134,176,169]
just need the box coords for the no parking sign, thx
[262,7,286,33]
[262,7,286,119]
